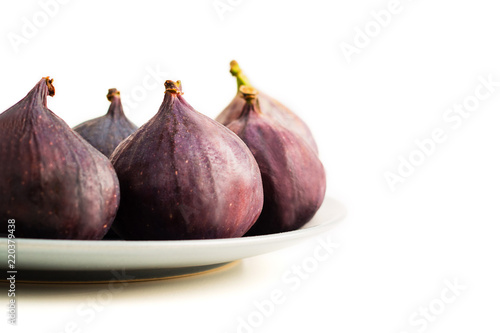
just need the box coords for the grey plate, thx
[0,196,346,283]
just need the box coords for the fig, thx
[226,87,326,235]
[73,88,138,157]
[216,60,319,153]
[110,80,264,240]
[0,77,120,240]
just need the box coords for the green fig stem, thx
[164,80,183,95]
[230,60,252,91]
[106,88,120,101]
[43,77,55,96]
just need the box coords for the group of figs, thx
[0,61,326,240]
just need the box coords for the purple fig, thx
[0,77,120,239]
[73,88,138,157]
[226,87,326,235]
[216,60,319,153]
[110,80,264,240]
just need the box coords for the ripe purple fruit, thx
[0,77,120,239]
[73,88,138,157]
[110,80,264,240]
[226,87,326,235]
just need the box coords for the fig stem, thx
[239,85,262,114]
[239,86,258,101]
[230,60,252,91]
[43,77,55,97]
[106,88,120,101]
[164,80,184,95]
[105,88,125,117]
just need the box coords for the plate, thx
[0,196,346,283]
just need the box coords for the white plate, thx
[0,196,346,283]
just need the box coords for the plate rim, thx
[0,196,347,272]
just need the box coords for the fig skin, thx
[110,80,264,240]
[0,78,120,240]
[226,87,326,235]
[216,60,319,153]
[73,88,138,157]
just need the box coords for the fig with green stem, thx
[216,60,319,153]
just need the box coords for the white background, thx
[1,0,500,332]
